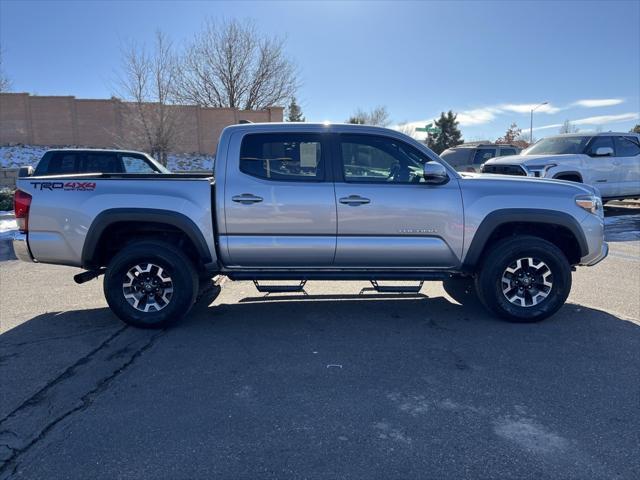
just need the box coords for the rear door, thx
[613,136,640,197]
[333,133,463,268]
[222,131,336,267]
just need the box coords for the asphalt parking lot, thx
[0,205,638,479]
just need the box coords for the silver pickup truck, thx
[12,123,608,327]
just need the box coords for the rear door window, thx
[82,152,122,173]
[473,148,496,164]
[499,148,517,157]
[45,152,81,174]
[240,133,325,181]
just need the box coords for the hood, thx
[459,171,598,196]
[484,154,583,165]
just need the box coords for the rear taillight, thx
[14,190,32,233]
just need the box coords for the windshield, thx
[523,136,591,155]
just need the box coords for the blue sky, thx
[1,0,639,140]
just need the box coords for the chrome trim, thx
[12,232,34,262]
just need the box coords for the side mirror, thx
[423,161,449,185]
[18,165,34,177]
[593,146,613,157]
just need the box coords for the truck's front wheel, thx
[104,241,198,328]
[475,236,572,322]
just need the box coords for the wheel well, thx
[555,173,582,183]
[481,222,582,266]
[88,221,204,271]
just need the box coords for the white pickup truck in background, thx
[481,132,640,200]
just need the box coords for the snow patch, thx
[604,214,640,241]
[0,145,49,168]
[0,212,17,240]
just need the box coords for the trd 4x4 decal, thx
[30,181,97,191]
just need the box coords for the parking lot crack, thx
[0,327,164,477]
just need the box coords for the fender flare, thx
[552,171,583,182]
[461,208,588,270]
[82,208,213,268]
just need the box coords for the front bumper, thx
[584,242,609,266]
[12,232,34,262]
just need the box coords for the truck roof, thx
[553,132,638,137]
[43,148,151,156]
[223,122,406,135]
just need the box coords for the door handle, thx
[339,195,371,206]
[232,194,263,205]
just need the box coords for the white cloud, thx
[572,98,624,108]
[457,107,502,126]
[500,103,560,114]
[532,112,639,131]
[393,99,635,139]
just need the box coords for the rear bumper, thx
[12,232,34,262]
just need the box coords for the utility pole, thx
[530,101,548,144]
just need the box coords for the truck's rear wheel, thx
[475,236,572,322]
[104,240,198,328]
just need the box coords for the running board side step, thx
[367,280,423,294]
[253,280,307,293]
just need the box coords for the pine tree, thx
[426,111,463,154]
[286,97,305,122]
[631,124,640,134]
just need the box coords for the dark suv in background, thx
[440,143,522,172]
[22,149,170,177]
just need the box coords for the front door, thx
[223,131,336,267]
[333,134,464,268]
[584,136,619,197]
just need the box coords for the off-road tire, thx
[475,235,572,323]
[104,240,198,328]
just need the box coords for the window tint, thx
[586,136,615,156]
[473,148,496,164]
[83,153,121,173]
[240,133,324,181]
[614,136,640,157]
[122,155,156,173]
[499,148,517,157]
[46,152,80,174]
[340,134,428,183]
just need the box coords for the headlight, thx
[575,195,603,216]
[525,163,557,177]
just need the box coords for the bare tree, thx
[495,122,529,148]
[114,31,182,165]
[559,119,579,134]
[346,106,391,126]
[174,19,297,110]
[396,122,416,137]
[0,47,12,93]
